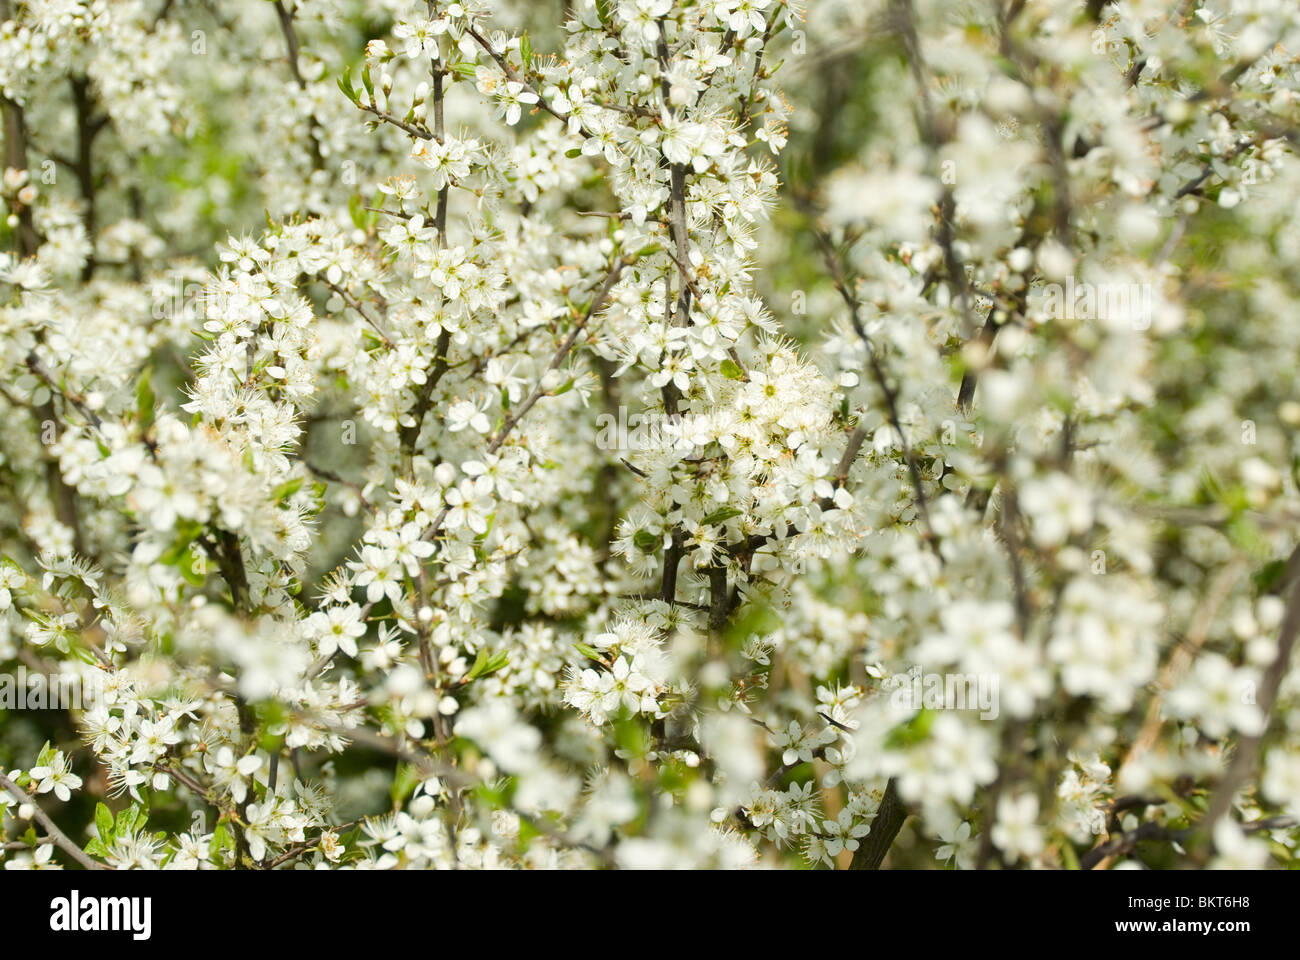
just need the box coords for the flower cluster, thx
[1,0,1299,871]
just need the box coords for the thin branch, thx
[0,772,108,870]
[1202,543,1300,847]
[485,253,633,456]
[815,227,938,554]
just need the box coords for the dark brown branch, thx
[68,75,107,280]
[1081,821,1187,870]
[849,779,907,869]
[1,96,38,256]
[274,0,325,170]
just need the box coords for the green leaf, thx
[633,530,659,553]
[727,599,780,642]
[885,707,935,749]
[478,651,511,679]
[466,648,489,679]
[119,805,143,834]
[520,32,532,68]
[211,822,234,860]
[701,506,742,526]
[574,642,604,661]
[95,803,114,841]
[348,193,366,231]
[337,68,358,103]
[1226,515,1267,557]
[719,358,745,380]
[1254,558,1289,594]
[178,542,206,587]
[466,649,510,681]
[391,762,420,807]
[551,377,575,396]
[161,521,202,566]
[272,477,304,504]
[613,717,650,758]
[136,366,156,429]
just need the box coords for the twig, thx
[0,772,108,870]
[1202,544,1300,849]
